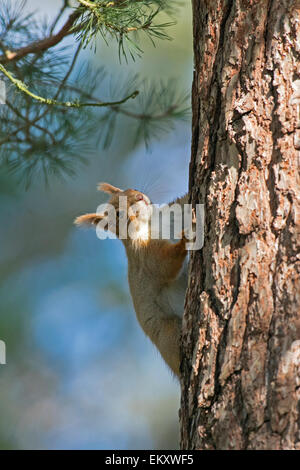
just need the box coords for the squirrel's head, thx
[74,183,152,243]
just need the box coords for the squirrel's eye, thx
[136,194,143,201]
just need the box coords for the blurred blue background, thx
[0,0,192,449]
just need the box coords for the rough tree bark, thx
[180,0,300,450]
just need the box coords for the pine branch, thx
[0,63,139,107]
[0,0,176,65]
[0,0,189,187]
[42,79,189,121]
[0,11,80,64]
[74,0,176,60]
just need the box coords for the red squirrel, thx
[75,183,189,376]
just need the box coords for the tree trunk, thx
[180,0,300,450]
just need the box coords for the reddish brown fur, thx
[75,183,189,377]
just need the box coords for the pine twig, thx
[0,11,80,65]
[0,63,139,108]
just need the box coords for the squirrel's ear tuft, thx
[98,182,123,194]
[74,213,103,227]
